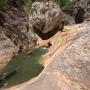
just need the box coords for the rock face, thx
[30,1,63,39]
[0,2,36,49]
[16,22,90,90]
[64,0,90,25]
[73,0,90,23]
[86,0,90,21]
[63,14,75,25]
[0,0,37,69]
[0,32,18,69]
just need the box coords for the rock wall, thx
[0,1,90,89]
[0,0,37,69]
[0,32,18,70]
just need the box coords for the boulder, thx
[30,1,63,34]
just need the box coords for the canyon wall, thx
[10,22,90,90]
[0,0,37,69]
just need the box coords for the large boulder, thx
[30,1,63,34]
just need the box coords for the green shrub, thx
[56,0,75,13]
[26,0,50,11]
[0,0,9,9]
[27,0,75,13]
[26,0,32,11]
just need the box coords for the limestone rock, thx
[16,22,90,90]
[0,7,37,49]
[0,32,18,69]
[30,1,63,33]
[0,0,38,49]
[0,0,37,69]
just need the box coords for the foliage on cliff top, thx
[56,0,75,13]
[0,0,75,13]
[27,0,75,13]
[0,0,9,9]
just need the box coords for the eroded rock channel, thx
[0,0,90,90]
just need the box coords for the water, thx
[0,47,47,88]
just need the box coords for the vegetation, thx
[27,0,75,13]
[0,0,9,9]
[0,0,75,13]
[26,0,49,11]
[56,0,75,13]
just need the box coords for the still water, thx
[0,47,47,88]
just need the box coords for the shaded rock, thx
[85,0,90,21]
[74,0,87,24]
[63,14,75,25]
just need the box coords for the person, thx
[46,42,52,48]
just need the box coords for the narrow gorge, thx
[0,0,90,90]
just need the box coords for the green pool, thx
[0,47,47,88]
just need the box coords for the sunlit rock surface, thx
[30,1,63,33]
[11,22,90,90]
